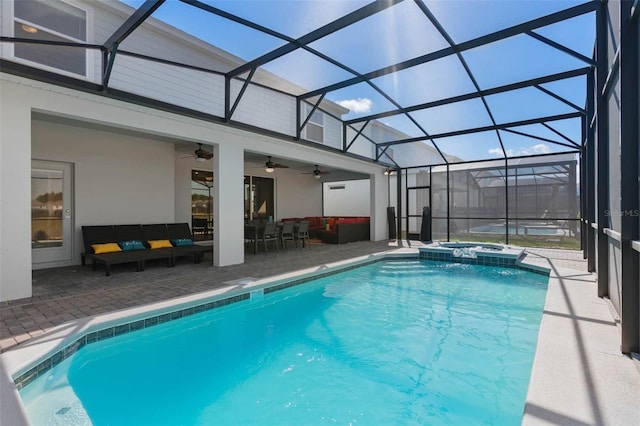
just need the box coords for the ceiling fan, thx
[181,143,213,162]
[303,165,330,179]
[264,156,289,173]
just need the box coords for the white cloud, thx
[489,143,552,157]
[529,144,552,154]
[336,98,372,113]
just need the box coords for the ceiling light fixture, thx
[21,24,38,34]
[265,156,275,172]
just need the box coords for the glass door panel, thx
[191,170,213,241]
[243,176,274,221]
[31,160,73,265]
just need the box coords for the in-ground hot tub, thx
[419,241,526,267]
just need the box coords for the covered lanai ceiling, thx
[1,0,596,169]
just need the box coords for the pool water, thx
[20,260,548,425]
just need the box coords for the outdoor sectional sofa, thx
[318,217,370,244]
[81,223,210,276]
[281,216,370,244]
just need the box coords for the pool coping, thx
[2,246,637,426]
[1,249,397,425]
[0,247,547,425]
[522,264,640,425]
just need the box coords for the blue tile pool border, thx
[12,253,547,390]
[12,292,248,390]
[12,258,381,390]
[419,250,550,276]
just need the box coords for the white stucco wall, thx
[0,82,32,301]
[323,179,371,217]
[276,173,323,219]
[214,143,244,266]
[32,119,176,268]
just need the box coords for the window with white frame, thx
[12,0,87,76]
[304,104,324,143]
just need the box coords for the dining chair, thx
[295,220,310,248]
[280,221,295,249]
[261,222,280,253]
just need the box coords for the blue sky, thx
[121,0,594,164]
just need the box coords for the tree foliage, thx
[35,191,63,204]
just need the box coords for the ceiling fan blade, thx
[195,150,213,159]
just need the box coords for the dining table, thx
[244,223,263,255]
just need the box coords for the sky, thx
[120,0,594,165]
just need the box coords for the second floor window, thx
[13,0,87,76]
[304,104,324,143]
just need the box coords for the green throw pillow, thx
[119,240,146,251]
[171,238,194,247]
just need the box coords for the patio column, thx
[213,143,244,267]
[0,83,32,301]
[370,171,387,241]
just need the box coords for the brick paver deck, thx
[1,241,391,352]
[0,242,587,353]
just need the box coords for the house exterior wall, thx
[31,118,177,269]
[244,168,323,221]
[323,180,371,217]
[214,142,245,267]
[1,0,346,145]
[110,56,226,117]
[344,120,445,167]
[230,81,298,137]
[0,73,386,302]
[322,114,344,151]
[0,0,391,302]
[0,80,32,301]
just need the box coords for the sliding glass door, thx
[244,176,274,221]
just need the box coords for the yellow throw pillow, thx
[148,239,172,249]
[92,243,122,254]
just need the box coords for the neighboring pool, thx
[470,224,562,236]
[19,259,548,425]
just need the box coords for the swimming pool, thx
[18,259,548,425]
